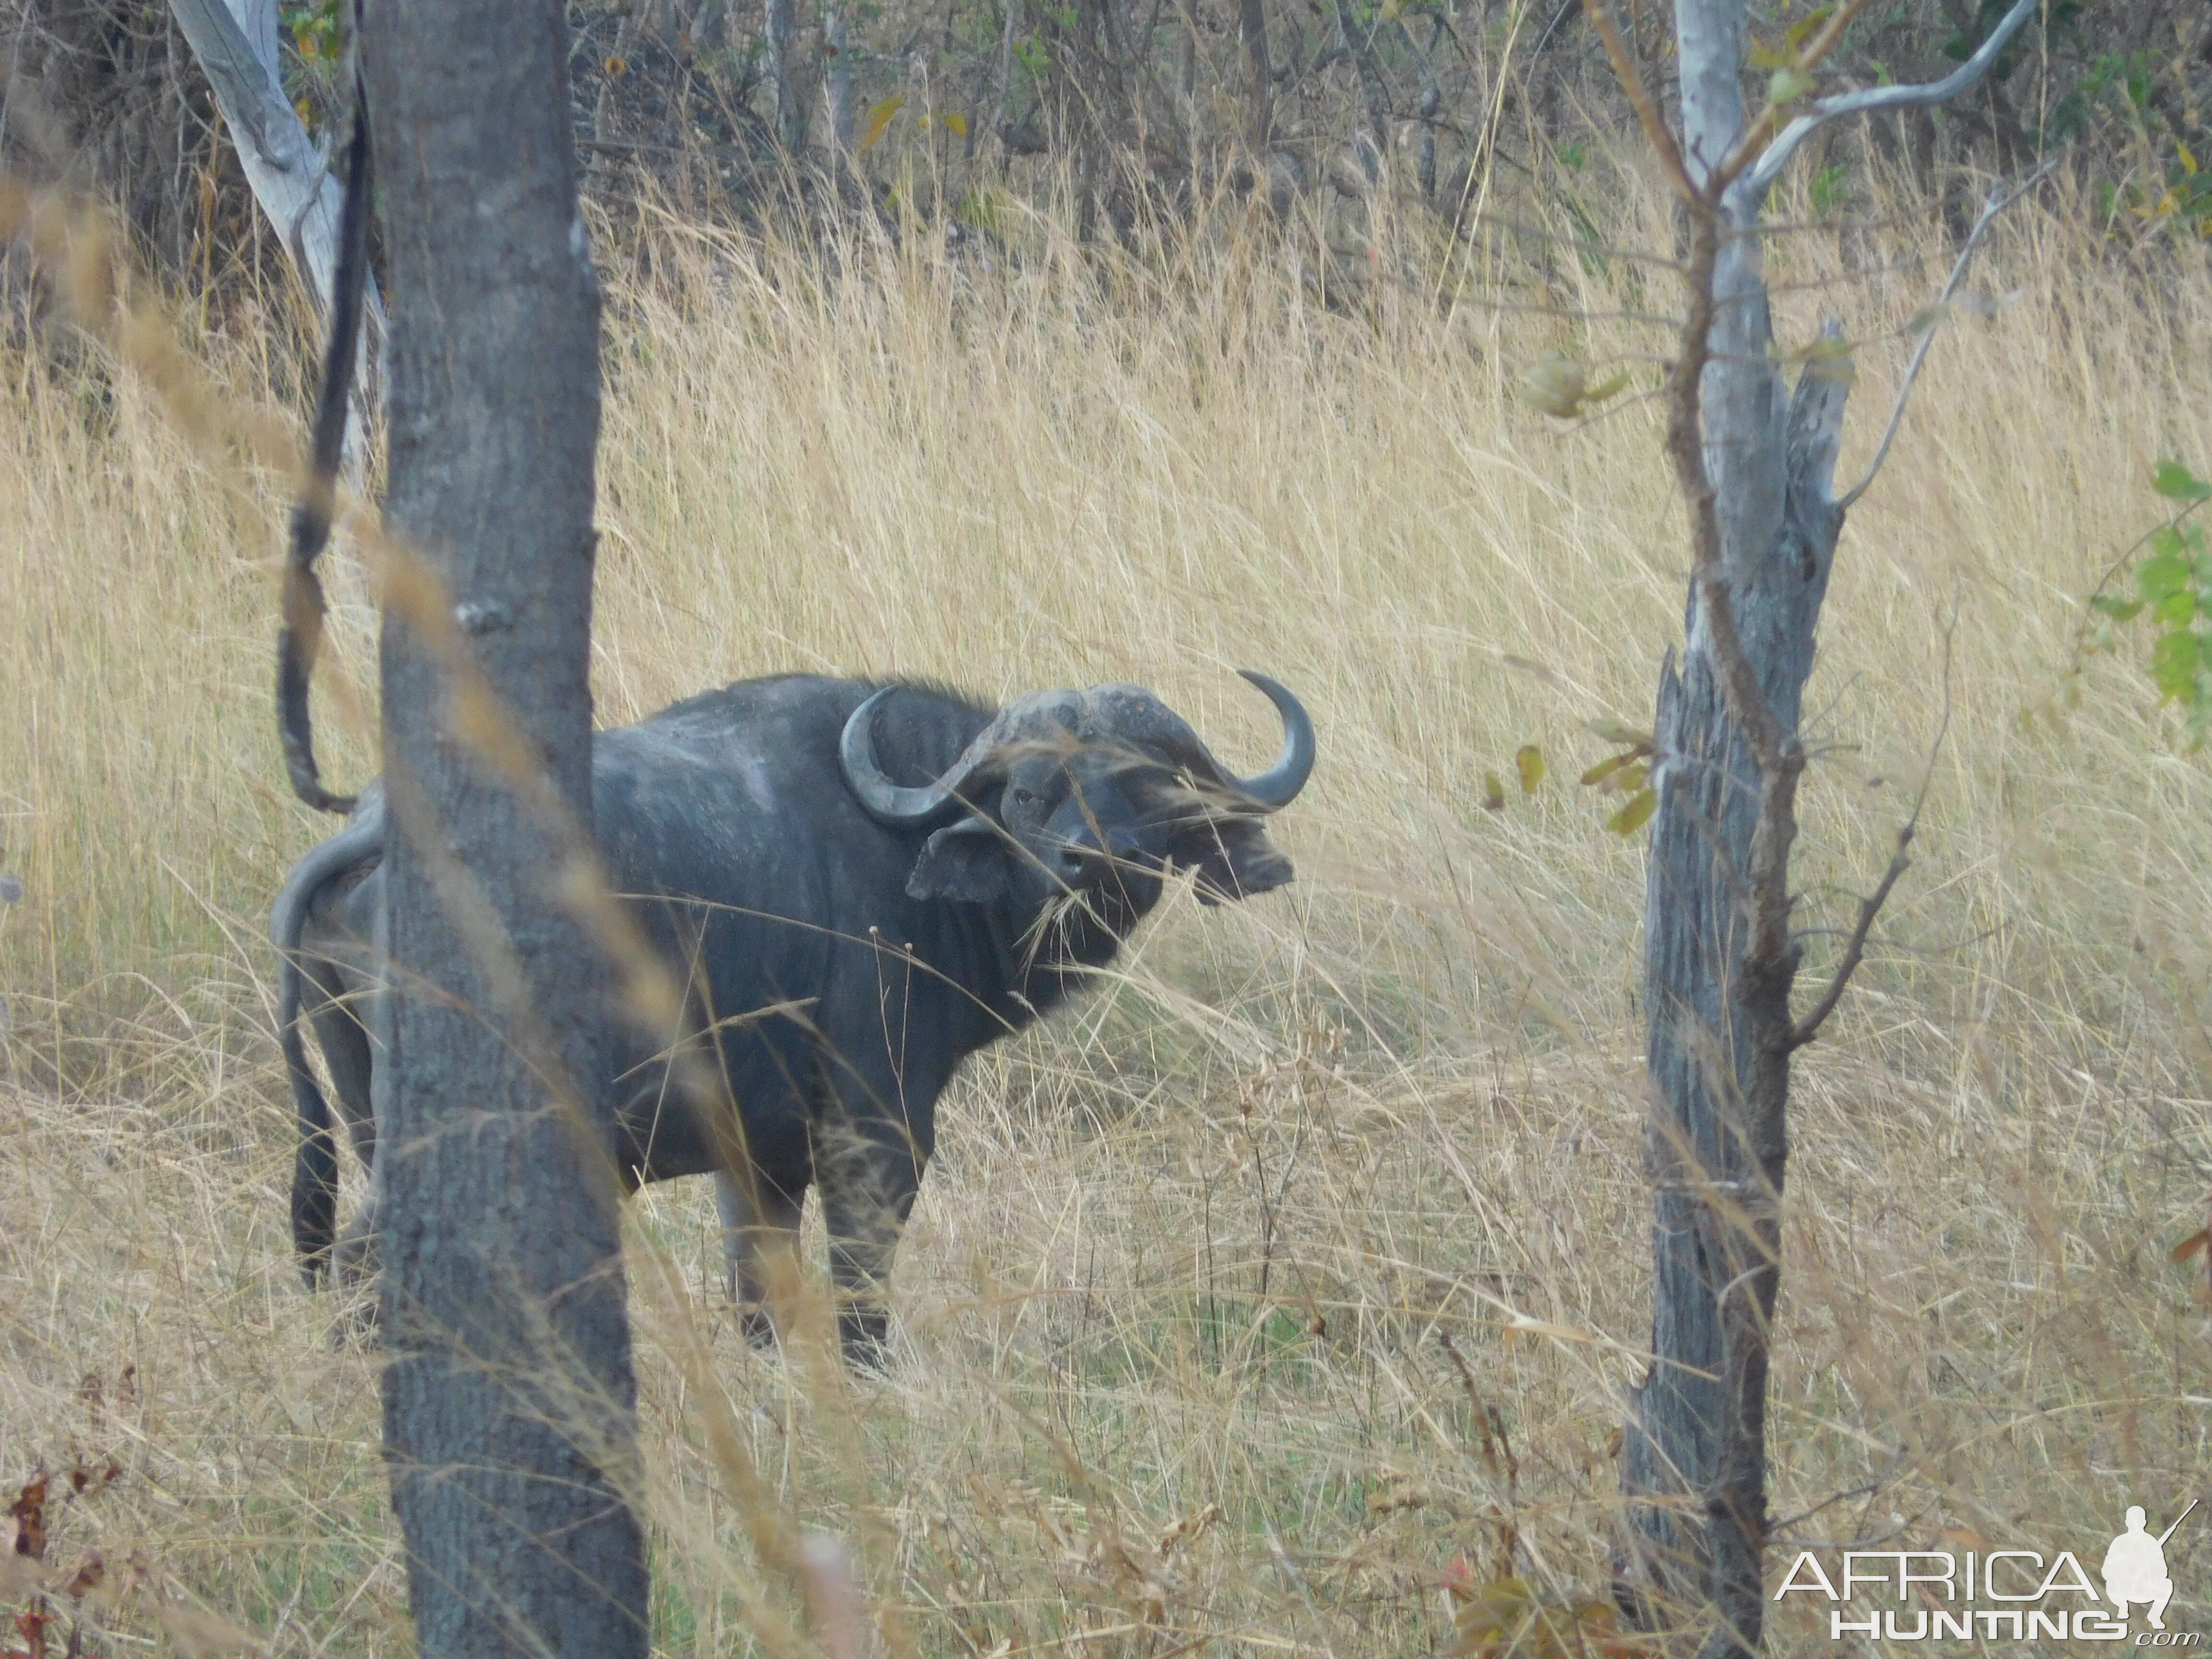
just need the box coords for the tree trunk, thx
[1619,353,1846,1657]
[1599,12,2037,1650]
[1615,3,1849,1654]
[766,0,807,153]
[360,0,649,1653]
[824,0,855,164]
[1237,0,1270,149]
[994,0,1020,148]
[1409,14,1441,201]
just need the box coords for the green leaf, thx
[1515,745,1545,793]
[2156,589,2199,625]
[1580,753,1630,787]
[2090,595,2145,621]
[2153,459,2212,502]
[2150,628,2202,702]
[1480,773,1506,812]
[941,110,969,137]
[2136,549,2192,604]
[1746,40,1791,71]
[1607,787,1658,837]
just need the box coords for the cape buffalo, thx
[273,670,1313,1365]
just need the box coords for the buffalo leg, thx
[814,1110,924,1370]
[334,1162,382,1298]
[300,956,382,1322]
[305,988,377,1166]
[713,1170,803,1346]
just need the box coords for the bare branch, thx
[1788,619,1955,1050]
[1734,0,2038,205]
[1712,0,1885,194]
[1839,159,2056,510]
[1785,825,1911,1050]
[1582,0,1694,201]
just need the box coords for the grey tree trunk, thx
[1612,2,1845,1652]
[1237,0,1270,148]
[824,0,855,164]
[994,0,1019,147]
[1618,314,1847,1657]
[766,0,807,153]
[1608,0,2032,1650]
[360,1,649,1653]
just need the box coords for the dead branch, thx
[1840,159,2058,510]
[1789,617,1955,1049]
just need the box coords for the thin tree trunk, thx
[360,0,649,1652]
[766,0,807,152]
[1614,4,1848,1654]
[1237,0,1270,148]
[1408,13,1441,200]
[995,0,1020,146]
[1619,342,1846,1656]
[824,0,854,165]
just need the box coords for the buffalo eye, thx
[1012,787,1034,805]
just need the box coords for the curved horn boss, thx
[839,670,1314,822]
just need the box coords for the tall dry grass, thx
[1,159,2209,1655]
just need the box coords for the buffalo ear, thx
[907,815,1012,903]
[1175,817,1294,906]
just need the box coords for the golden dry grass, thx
[1,163,2209,1655]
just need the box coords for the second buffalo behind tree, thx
[274,669,1314,1367]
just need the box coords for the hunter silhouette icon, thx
[2104,1501,2196,1630]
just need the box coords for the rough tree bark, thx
[360,0,649,1653]
[1592,1,2037,1653]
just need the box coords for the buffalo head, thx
[838,670,1314,917]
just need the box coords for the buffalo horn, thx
[1221,670,1315,810]
[839,689,1031,824]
